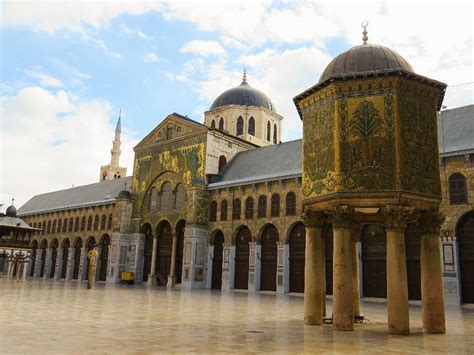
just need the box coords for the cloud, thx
[121,24,153,40]
[0,87,137,207]
[24,68,64,88]
[180,40,227,57]
[143,52,166,63]
[2,0,164,33]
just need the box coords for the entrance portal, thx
[156,221,172,286]
[234,227,251,290]
[260,224,278,291]
[212,231,224,290]
[289,222,305,293]
[458,212,474,303]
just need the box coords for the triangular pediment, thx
[135,113,208,150]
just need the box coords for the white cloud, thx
[2,0,164,33]
[180,40,227,57]
[24,68,64,88]
[0,87,137,207]
[143,52,166,63]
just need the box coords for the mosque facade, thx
[14,36,473,316]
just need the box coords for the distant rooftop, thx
[18,176,132,216]
[208,139,301,189]
[438,105,474,156]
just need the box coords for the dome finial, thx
[242,67,247,82]
[361,20,369,44]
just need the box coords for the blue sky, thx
[1,1,472,207]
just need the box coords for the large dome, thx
[210,80,276,112]
[319,44,414,83]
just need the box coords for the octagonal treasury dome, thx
[318,43,414,83]
[210,77,276,112]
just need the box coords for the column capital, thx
[380,205,414,232]
[330,206,354,230]
[303,211,329,229]
[416,210,445,235]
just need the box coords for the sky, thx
[1,0,473,209]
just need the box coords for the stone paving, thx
[1,279,473,354]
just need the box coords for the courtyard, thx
[0,280,473,353]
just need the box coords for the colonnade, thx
[303,206,446,335]
[147,231,179,287]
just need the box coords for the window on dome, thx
[211,120,216,128]
[219,117,224,130]
[236,116,244,136]
[266,121,271,141]
[248,117,255,136]
[273,124,277,144]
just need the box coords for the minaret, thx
[100,111,127,181]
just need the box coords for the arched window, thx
[149,188,157,213]
[101,215,107,230]
[94,215,99,230]
[81,217,86,231]
[63,218,68,233]
[52,220,57,234]
[232,198,241,220]
[286,192,296,216]
[47,220,51,234]
[161,182,172,212]
[221,200,228,221]
[166,124,173,140]
[219,117,224,130]
[38,222,42,235]
[245,197,254,219]
[57,219,62,233]
[108,213,113,229]
[75,217,80,232]
[218,155,227,172]
[87,216,93,231]
[271,194,280,217]
[266,121,271,141]
[175,184,185,210]
[236,116,244,136]
[211,119,216,128]
[248,117,255,136]
[209,201,217,222]
[258,195,267,218]
[273,124,277,144]
[68,218,73,232]
[449,173,468,204]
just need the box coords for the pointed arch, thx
[266,121,271,141]
[236,116,244,136]
[211,119,216,128]
[273,124,277,144]
[219,117,224,130]
[248,117,255,136]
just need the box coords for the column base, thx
[304,316,322,326]
[147,274,157,287]
[388,326,410,336]
[167,275,177,288]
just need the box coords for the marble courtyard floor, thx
[0,279,473,354]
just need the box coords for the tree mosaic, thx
[302,98,336,198]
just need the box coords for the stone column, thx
[418,211,446,334]
[77,247,87,281]
[303,211,329,326]
[65,247,75,280]
[7,261,14,280]
[383,205,413,335]
[168,233,177,288]
[331,206,354,331]
[147,235,158,287]
[352,228,361,318]
[34,249,43,278]
[221,244,235,290]
[55,248,64,280]
[22,261,28,281]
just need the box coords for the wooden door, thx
[234,228,251,289]
[458,212,474,303]
[260,225,278,291]
[156,222,172,286]
[405,224,421,300]
[61,242,69,279]
[99,236,110,281]
[325,226,333,295]
[212,232,224,289]
[289,223,305,293]
[361,225,387,298]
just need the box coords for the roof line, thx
[208,173,301,190]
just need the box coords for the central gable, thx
[135,112,208,151]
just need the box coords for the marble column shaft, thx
[168,234,177,287]
[65,247,75,280]
[147,236,158,287]
[351,240,361,318]
[419,211,446,334]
